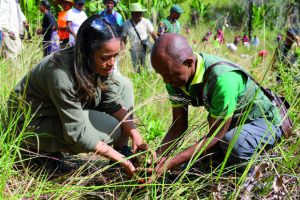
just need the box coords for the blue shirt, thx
[98,9,123,27]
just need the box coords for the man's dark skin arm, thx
[157,106,188,155]
[23,21,32,39]
[141,115,232,186]
[169,117,232,168]
[67,21,76,38]
[150,31,158,41]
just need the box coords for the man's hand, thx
[37,29,43,35]
[137,157,172,188]
[8,31,16,40]
[157,106,188,155]
[52,25,59,31]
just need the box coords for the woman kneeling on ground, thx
[8,15,147,179]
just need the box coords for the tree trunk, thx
[27,0,29,19]
[249,0,253,37]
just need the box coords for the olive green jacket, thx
[7,47,124,152]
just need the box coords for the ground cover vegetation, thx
[1,0,300,199]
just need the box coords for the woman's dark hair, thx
[40,1,51,10]
[73,15,122,105]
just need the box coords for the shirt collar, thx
[179,53,204,95]
[103,9,115,15]
[190,52,204,85]
[167,16,176,24]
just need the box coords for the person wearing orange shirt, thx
[53,0,74,48]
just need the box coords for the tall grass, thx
[0,21,299,199]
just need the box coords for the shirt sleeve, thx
[121,21,127,37]
[117,12,123,27]
[95,77,124,114]
[209,71,246,119]
[20,10,26,22]
[66,10,73,21]
[42,14,50,34]
[166,84,188,108]
[0,0,10,31]
[47,86,100,152]
[146,19,154,33]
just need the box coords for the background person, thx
[216,30,225,44]
[16,0,32,40]
[202,31,212,48]
[121,3,158,74]
[8,15,149,178]
[252,35,259,48]
[142,34,282,184]
[37,1,56,57]
[159,5,185,34]
[66,0,87,46]
[0,0,22,59]
[226,42,237,53]
[276,28,300,82]
[242,33,250,50]
[53,0,74,48]
[99,0,123,27]
[234,35,240,46]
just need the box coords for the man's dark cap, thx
[287,27,299,36]
[170,5,185,14]
[75,0,85,4]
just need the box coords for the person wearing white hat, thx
[121,3,158,73]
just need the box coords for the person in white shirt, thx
[66,0,87,46]
[121,3,158,73]
[0,0,22,58]
[16,0,31,40]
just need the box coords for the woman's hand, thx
[137,157,172,188]
[120,159,139,179]
[133,143,159,164]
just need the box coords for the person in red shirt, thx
[53,0,75,48]
[242,33,249,43]
[234,36,240,46]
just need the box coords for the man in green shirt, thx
[159,5,184,34]
[143,34,282,183]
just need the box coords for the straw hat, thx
[54,0,75,7]
[127,3,147,12]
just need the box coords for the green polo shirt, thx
[166,53,246,119]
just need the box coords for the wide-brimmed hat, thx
[127,3,147,12]
[54,0,75,6]
[102,0,117,6]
